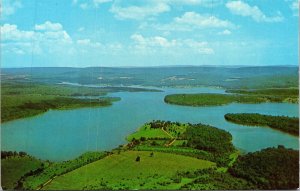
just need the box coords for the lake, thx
[1,87,299,161]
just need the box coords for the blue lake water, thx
[1,87,299,161]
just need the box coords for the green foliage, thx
[164,90,299,106]
[1,151,28,159]
[182,124,234,154]
[2,96,116,123]
[226,88,299,96]
[180,169,254,190]
[44,151,215,190]
[134,145,211,159]
[225,113,299,136]
[127,124,171,141]
[165,94,234,106]
[227,88,299,103]
[229,146,299,189]
[128,121,236,167]
[1,83,107,97]
[1,83,120,122]
[1,154,43,190]
[181,124,235,166]
[21,152,108,190]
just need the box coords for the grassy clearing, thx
[133,145,211,159]
[22,152,107,190]
[172,140,187,147]
[44,151,215,190]
[1,156,42,189]
[126,124,171,141]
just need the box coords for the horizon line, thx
[1,64,299,69]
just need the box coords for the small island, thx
[224,113,299,136]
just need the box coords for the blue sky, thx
[1,0,299,67]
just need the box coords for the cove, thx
[1,87,298,161]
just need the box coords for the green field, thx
[1,156,42,189]
[44,151,215,190]
[224,113,299,136]
[127,124,171,141]
[21,152,108,190]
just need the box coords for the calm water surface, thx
[1,87,299,161]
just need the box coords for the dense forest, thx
[164,92,298,107]
[224,113,299,136]
[1,82,122,122]
[182,124,234,154]
[229,146,299,189]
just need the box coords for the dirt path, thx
[166,139,176,147]
[161,127,177,147]
[37,176,57,190]
[161,127,173,139]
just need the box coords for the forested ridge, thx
[225,113,299,136]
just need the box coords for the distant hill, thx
[2,66,298,89]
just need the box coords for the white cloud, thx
[291,0,299,10]
[226,1,284,22]
[78,27,85,32]
[93,0,112,7]
[218,29,231,35]
[77,39,91,45]
[130,34,214,55]
[131,34,176,48]
[109,0,223,20]
[1,22,72,55]
[35,21,63,31]
[72,0,78,5]
[110,2,170,20]
[142,12,235,32]
[80,3,89,10]
[169,0,222,7]
[72,0,112,9]
[1,22,125,58]
[1,24,36,41]
[174,12,234,28]
[290,0,299,16]
[1,0,22,17]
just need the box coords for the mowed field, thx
[127,127,171,141]
[44,151,215,190]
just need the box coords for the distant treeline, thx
[1,151,28,159]
[224,113,299,136]
[2,96,119,123]
[226,88,299,96]
[164,88,299,107]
